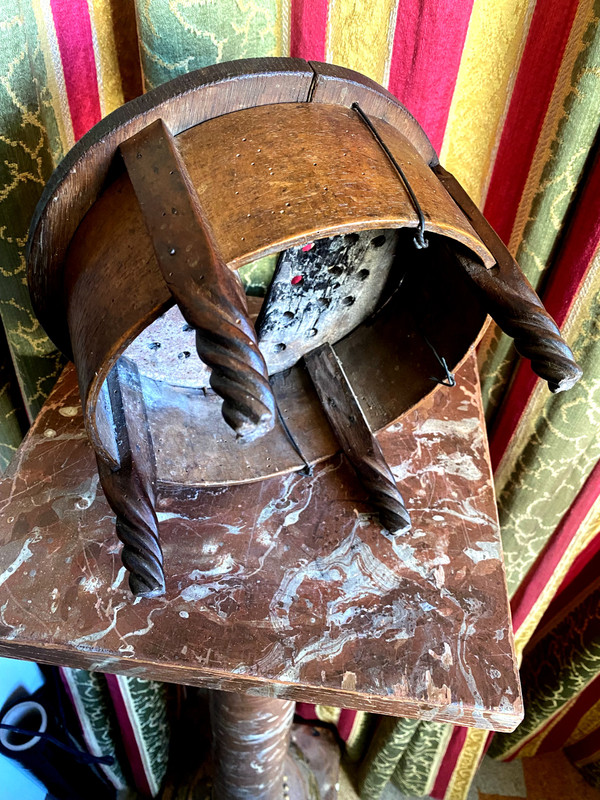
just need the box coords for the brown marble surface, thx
[0,353,522,731]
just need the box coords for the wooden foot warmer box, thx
[11,57,583,797]
[27,59,580,600]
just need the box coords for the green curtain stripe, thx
[480,3,600,417]
[134,0,282,91]
[356,716,420,800]
[392,720,451,796]
[490,583,600,759]
[0,7,66,431]
[0,325,28,472]
[497,275,600,595]
[63,669,128,789]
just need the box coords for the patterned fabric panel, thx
[489,581,600,761]
[0,5,66,431]
[106,674,170,797]
[391,720,452,797]
[134,0,285,91]
[356,716,420,800]
[60,667,128,790]
[0,326,27,472]
[480,0,600,417]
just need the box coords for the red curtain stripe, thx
[290,0,329,61]
[490,146,600,469]
[483,0,579,243]
[387,0,474,153]
[49,0,102,141]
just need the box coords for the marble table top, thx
[0,353,522,732]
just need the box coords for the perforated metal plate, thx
[124,229,400,387]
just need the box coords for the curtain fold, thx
[1,1,599,798]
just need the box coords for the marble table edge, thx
[0,638,524,733]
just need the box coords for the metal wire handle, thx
[352,102,429,250]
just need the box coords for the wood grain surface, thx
[121,119,276,442]
[27,59,442,356]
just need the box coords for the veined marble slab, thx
[0,353,522,731]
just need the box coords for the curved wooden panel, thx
[62,101,492,469]
[27,59,439,356]
[309,61,438,166]
[29,59,315,354]
[175,104,492,269]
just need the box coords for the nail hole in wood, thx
[178,351,191,359]
[283,311,295,320]
[307,328,318,338]
[371,235,386,247]
[149,342,161,350]
[274,343,286,352]
[328,265,343,277]
[357,269,370,281]
[342,296,355,307]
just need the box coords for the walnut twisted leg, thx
[97,359,165,597]
[305,343,411,533]
[121,119,276,442]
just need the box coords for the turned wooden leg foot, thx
[209,692,302,800]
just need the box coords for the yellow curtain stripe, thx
[32,0,75,156]
[508,0,596,254]
[86,0,125,117]
[326,0,398,86]
[444,729,488,800]
[440,0,535,206]
[276,0,291,56]
[566,697,600,748]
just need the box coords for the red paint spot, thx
[302,242,314,252]
[291,275,303,285]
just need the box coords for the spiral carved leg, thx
[434,165,582,393]
[97,358,165,598]
[457,253,581,393]
[352,454,412,532]
[305,343,411,533]
[121,119,276,442]
[191,275,276,441]
[97,458,165,597]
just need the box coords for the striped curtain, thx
[1,1,599,798]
